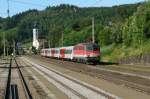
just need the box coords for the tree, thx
[98,27,112,46]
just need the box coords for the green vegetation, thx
[1,2,150,62]
[101,42,150,62]
[101,2,150,62]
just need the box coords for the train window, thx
[48,50,50,53]
[56,50,59,54]
[69,50,72,53]
[65,50,72,54]
[86,45,93,51]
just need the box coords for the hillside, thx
[0,2,145,59]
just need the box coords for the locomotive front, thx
[85,43,100,63]
[73,43,100,63]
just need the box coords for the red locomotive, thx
[41,43,100,63]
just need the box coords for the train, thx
[41,43,100,64]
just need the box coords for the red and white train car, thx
[41,49,48,56]
[51,48,60,58]
[60,46,74,60]
[41,43,100,63]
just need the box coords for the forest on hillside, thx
[1,1,150,62]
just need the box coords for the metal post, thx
[43,40,45,49]
[62,32,63,47]
[13,40,16,56]
[3,0,10,58]
[48,40,50,48]
[3,32,6,58]
[7,0,10,17]
[7,47,8,57]
[92,17,95,43]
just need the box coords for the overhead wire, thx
[4,0,49,17]
[76,0,88,7]
[78,0,105,7]
[0,12,8,15]
[78,0,91,7]
[90,0,104,7]
[9,0,47,7]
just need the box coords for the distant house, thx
[38,37,48,49]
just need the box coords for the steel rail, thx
[14,57,33,99]
[4,57,12,99]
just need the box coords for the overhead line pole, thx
[3,0,10,58]
[48,40,50,48]
[13,40,16,56]
[7,0,10,17]
[7,0,10,57]
[62,32,63,47]
[92,17,95,43]
[90,0,104,43]
[3,32,6,58]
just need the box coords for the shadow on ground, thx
[98,61,118,65]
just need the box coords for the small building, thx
[38,37,48,49]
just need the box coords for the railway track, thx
[22,57,120,99]
[30,55,150,95]
[4,56,33,99]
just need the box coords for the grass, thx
[104,65,150,73]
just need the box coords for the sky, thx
[0,0,145,18]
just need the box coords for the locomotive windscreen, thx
[86,44,93,51]
[86,43,100,51]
